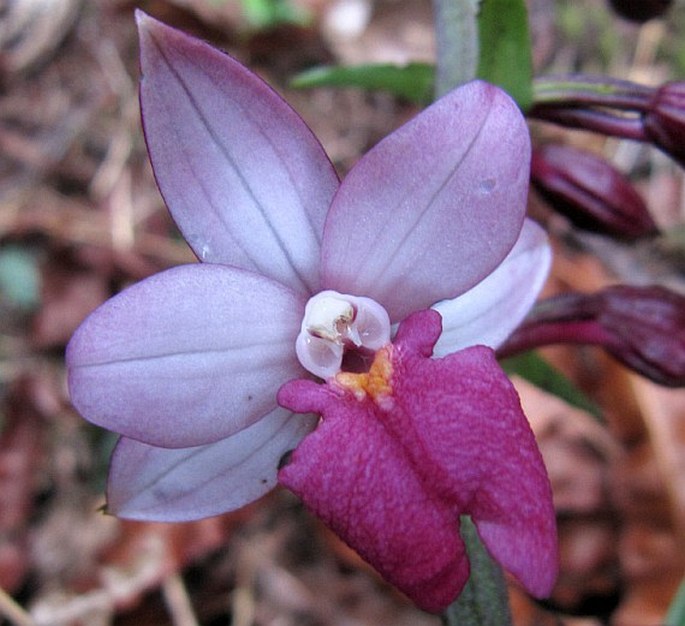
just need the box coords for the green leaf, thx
[291,63,435,104]
[476,0,534,110]
[241,0,310,29]
[501,351,603,421]
[441,516,512,626]
[0,246,40,311]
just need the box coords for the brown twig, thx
[162,573,200,626]
[0,586,36,626]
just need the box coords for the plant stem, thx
[665,577,685,625]
[441,516,513,626]
[533,75,653,110]
[162,573,200,626]
[0,586,35,626]
[528,107,648,141]
[432,0,480,98]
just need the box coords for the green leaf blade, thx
[477,0,534,110]
[501,351,603,421]
[291,63,435,104]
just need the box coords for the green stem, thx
[432,0,480,98]
[665,576,685,626]
[533,75,652,110]
[441,516,513,626]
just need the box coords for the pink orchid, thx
[66,12,557,613]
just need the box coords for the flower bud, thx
[499,285,685,387]
[531,144,658,239]
[643,82,685,167]
[607,0,672,22]
[595,286,685,386]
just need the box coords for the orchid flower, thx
[66,12,557,613]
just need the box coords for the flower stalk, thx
[533,75,653,109]
[441,517,513,626]
[499,286,685,387]
[530,75,685,167]
[432,0,480,97]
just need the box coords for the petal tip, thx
[134,8,161,38]
[134,7,148,26]
[394,309,443,356]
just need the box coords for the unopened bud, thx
[531,145,658,239]
[499,285,685,387]
[597,286,685,386]
[607,0,672,22]
[643,82,685,167]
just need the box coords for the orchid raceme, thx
[66,12,557,612]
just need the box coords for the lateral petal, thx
[107,408,317,521]
[321,80,530,321]
[432,219,551,355]
[67,264,305,448]
[137,12,339,294]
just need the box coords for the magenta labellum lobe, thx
[278,310,558,612]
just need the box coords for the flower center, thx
[336,345,395,409]
[296,290,391,379]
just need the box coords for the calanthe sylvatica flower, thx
[67,12,557,612]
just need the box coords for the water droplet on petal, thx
[479,178,496,194]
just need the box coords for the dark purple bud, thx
[643,82,685,167]
[531,144,658,240]
[499,286,685,387]
[607,0,672,22]
[596,286,685,386]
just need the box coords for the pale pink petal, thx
[432,219,551,356]
[67,264,305,448]
[138,12,339,294]
[321,81,530,321]
[107,408,316,521]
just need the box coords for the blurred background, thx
[1,0,685,624]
